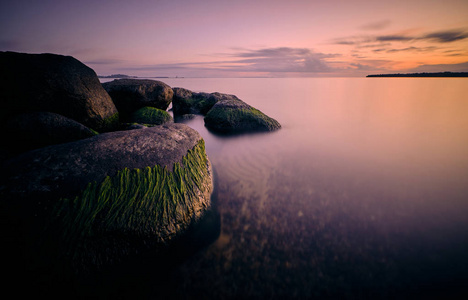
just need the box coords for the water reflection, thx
[151,78,468,298]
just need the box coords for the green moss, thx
[52,139,210,254]
[89,128,99,135]
[173,93,216,116]
[205,105,281,133]
[97,112,120,132]
[130,107,173,125]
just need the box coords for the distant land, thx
[98,74,183,79]
[98,74,138,79]
[367,72,468,78]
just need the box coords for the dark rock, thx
[1,123,213,273]
[3,111,98,155]
[130,106,173,125]
[102,79,173,119]
[172,87,239,116]
[204,99,281,133]
[0,51,119,132]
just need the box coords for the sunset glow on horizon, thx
[1,0,467,77]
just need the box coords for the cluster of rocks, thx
[172,87,281,133]
[0,51,280,279]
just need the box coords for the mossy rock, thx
[102,79,173,120]
[204,99,281,133]
[0,51,119,132]
[172,88,240,116]
[130,107,173,125]
[0,124,213,273]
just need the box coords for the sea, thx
[100,77,468,298]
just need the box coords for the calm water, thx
[108,78,468,298]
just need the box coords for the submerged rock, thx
[174,113,197,122]
[103,79,173,119]
[1,123,213,272]
[172,87,239,116]
[130,106,173,125]
[3,111,98,155]
[204,99,281,133]
[0,51,119,132]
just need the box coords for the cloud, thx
[423,30,468,43]
[381,46,438,53]
[120,47,338,76]
[359,20,391,31]
[334,28,468,47]
[227,47,337,73]
[375,35,414,42]
[234,47,312,58]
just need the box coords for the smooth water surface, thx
[118,78,468,298]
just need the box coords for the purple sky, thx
[1,0,468,77]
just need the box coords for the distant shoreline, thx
[366,72,468,78]
[98,74,183,79]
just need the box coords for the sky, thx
[1,0,468,77]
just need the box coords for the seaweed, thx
[205,105,281,133]
[97,112,120,132]
[52,140,210,256]
[130,106,173,125]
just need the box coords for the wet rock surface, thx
[172,87,239,116]
[1,124,214,284]
[204,98,281,133]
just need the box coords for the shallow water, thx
[111,78,468,298]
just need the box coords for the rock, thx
[1,124,213,273]
[0,51,119,132]
[204,99,281,133]
[102,79,173,119]
[130,106,173,125]
[172,87,239,116]
[3,112,98,155]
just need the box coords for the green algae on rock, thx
[1,124,213,271]
[56,140,209,239]
[54,140,211,266]
[204,99,281,133]
[172,88,240,116]
[130,106,173,125]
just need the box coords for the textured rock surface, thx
[3,112,97,155]
[172,87,239,116]
[1,123,212,272]
[0,51,119,132]
[204,99,281,133]
[103,79,173,118]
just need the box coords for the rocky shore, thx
[0,51,280,294]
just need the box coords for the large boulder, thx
[3,111,98,155]
[0,51,119,132]
[102,79,173,119]
[204,99,281,133]
[1,124,213,273]
[172,88,239,116]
